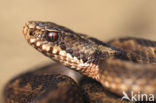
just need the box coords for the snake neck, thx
[47,36,120,79]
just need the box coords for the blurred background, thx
[0,0,156,102]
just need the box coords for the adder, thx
[3,21,156,103]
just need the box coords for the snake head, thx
[22,21,102,79]
[23,21,94,61]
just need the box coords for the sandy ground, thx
[0,0,156,102]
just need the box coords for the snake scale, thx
[3,21,156,103]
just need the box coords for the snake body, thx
[3,21,156,103]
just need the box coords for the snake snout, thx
[22,21,37,40]
[22,23,30,40]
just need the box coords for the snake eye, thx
[46,32,59,42]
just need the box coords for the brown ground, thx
[0,0,156,102]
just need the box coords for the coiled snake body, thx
[3,21,156,103]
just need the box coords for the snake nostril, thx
[29,31,34,36]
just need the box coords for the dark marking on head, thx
[79,52,88,62]
[66,49,73,54]
[59,43,66,50]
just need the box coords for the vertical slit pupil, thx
[47,32,58,42]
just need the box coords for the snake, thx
[3,21,156,103]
